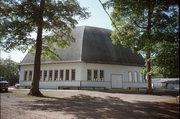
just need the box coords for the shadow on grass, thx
[17,94,179,119]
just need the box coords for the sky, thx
[1,0,112,63]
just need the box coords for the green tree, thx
[152,42,179,78]
[0,0,89,96]
[102,0,179,94]
[0,59,19,86]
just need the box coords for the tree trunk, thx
[146,1,153,94]
[146,50,153,94]
[28,0,45,97]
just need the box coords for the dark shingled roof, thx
[21,26,145,66]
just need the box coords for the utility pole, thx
[0,50,1,60]
[0,50,2,64]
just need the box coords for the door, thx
[111,74,123,88]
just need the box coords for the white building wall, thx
[80,63,146,89]
[20,62,82,89]
[19,62,147,89]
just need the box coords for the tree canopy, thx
[104,0,179,51]
[152,42,179,78]
[103,0,179,93]
[0,0,89,96]
[0,58,19,86]
[0,0,89,52]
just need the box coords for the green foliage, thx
[29,29,75,60]
[104,0,179,78]
[0,0,89,95]
[0,0,89,55]
[0,59,19,86]
[152,42,179,78]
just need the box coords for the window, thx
[100,70,104,81]
[129,71,139,83]
[65,70,69,80]
[60,70,64,80]
[139,73,143,83]
[87,69,104,81]
[49,70,52,80]
[139,73,142,83]
[134,72,138,83]
[87,70,92,80]
[29,71,32,81]
[94,70,98,80]
[143,75,146,83]
[54,70,58,80]
[128,72,132,82]
[24,71,27,81]
[40,71,42,80]
[43,70,47,80]
[71,69,75,80]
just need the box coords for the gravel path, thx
[1,89,179,119]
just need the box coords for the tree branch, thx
[130,17,147,29]
[98,0,121,36]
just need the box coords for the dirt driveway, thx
[1,89,179,119]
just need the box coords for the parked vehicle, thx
[15,83,20,88]
[0,77,9,92]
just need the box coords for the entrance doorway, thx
[111,74,123,88]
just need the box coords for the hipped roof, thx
[21,26,145,66]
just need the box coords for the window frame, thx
[93,69,98,80]
[65,69,69,80]
[100,70,104,81]
[24,71,27,81]
[71,69,75,80]
[40,70,42,80]
[43,70,47,81]
[133,71,138,83]
[49,70,52,81]
[87,69,92,81]
[128,71,132,83]
[60,70,64,80]
[54,70,58,81]
[139,72,143,83]
[29,71,32,81]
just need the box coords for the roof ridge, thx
[79,26,86,62]
[77,25,112,31]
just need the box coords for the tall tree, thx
[102,0,179,94]
[0,58,19,86]
[152,42,179,78]
[0,0,89,96]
